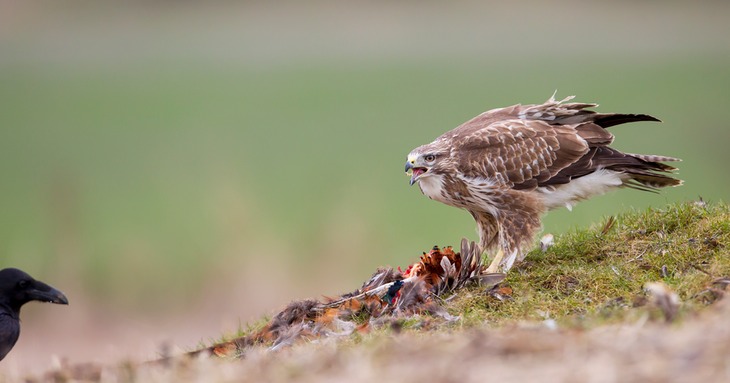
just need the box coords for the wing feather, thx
[450,119,589,190]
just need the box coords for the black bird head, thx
[0,268,69,315]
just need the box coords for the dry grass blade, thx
[600,215,616,236]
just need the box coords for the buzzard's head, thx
[405,146,448,186]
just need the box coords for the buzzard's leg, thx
[485,249,504,274]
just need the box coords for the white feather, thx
[417,173,445,202]
[503,249,519,270]
[537,169,627,211]
[540,233,554,252]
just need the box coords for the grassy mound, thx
[216,200,729,343]
[26,201,730,382]
[449,200,729,327]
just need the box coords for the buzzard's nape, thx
[405,94,682,273]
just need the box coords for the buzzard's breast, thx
[417,174,446,202]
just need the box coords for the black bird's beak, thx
[28,281,69,305]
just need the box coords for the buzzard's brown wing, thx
[449,119,592,190]
[431,95,678,193]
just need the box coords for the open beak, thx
[405,161,426,186]
[29,281,69,305]
[405,161,415,186]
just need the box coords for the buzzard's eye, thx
[424,154,436,162]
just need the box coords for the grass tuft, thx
[446,201,729,327]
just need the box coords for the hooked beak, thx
[28,281,69,305]
[404,161,426,186]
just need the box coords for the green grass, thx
[447,201,729,328]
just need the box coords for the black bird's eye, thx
[424,154,436,162]
[17,280,29,289]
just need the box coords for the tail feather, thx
[621,168,683,190]
[526,94,682,192]
[544,147,683,190]
[608,149,683,190]
[624,180,661,193]
[625,152,681,165]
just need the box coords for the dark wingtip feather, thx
[594,114,661,128]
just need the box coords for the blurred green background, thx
[0,0,728,370]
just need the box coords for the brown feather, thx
[575,123,614,145]
[448,119,590,189]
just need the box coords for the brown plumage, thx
[405,94,682,272]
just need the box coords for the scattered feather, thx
[645,281,681,322]
[712,277,730,289]
[539,234,554,252]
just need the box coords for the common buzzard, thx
[405,95,681,273]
